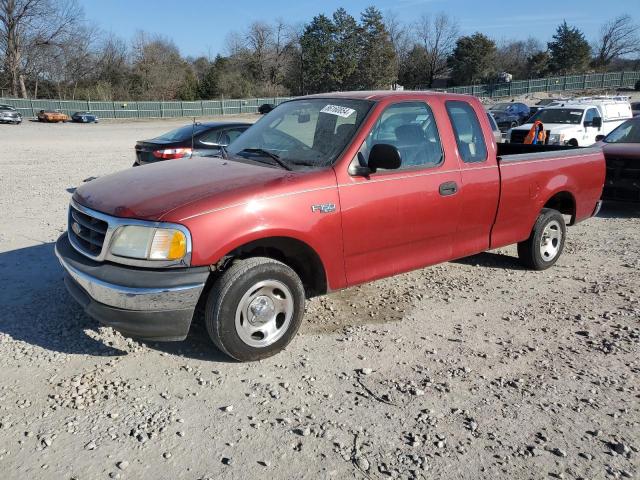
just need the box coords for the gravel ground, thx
[0,118,638,480]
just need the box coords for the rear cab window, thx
[356,101,444,172]
[445,101,488,163]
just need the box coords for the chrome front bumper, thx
[54,235,206,312]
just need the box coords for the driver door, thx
[337,100,462,286]
[583,108,602,145]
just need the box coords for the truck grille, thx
[606,157,640,181]
[68,205,108,257]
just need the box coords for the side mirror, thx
[368,144,401,173]
[595,134,606,142]
[592,117,602,129]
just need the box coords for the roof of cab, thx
[303,90,473,101]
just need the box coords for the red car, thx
[598,116,640,202]
[55,91,605,361]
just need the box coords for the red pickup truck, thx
[55,92,605,361]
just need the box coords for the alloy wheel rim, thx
[235,279,294,348]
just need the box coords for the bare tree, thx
[495,37,543,79]
[593,14,640,69]
[384,11,411,87]
[0,0,82,97]
[130,32,189,100]
[413,13,459,87]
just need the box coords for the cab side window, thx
[584,108,599,126]
[199,130,222,145]
[445,101,488,163]
[358,102,443,171]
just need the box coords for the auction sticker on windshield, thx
[321,105,356,118]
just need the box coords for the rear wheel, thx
[517,208,566,270]
[205,257,305,362]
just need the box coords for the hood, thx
[73,157,300,221]
[602,142,640,160]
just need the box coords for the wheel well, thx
[223,237,327,298]
[544,191,576,224]
[567,138,579,147]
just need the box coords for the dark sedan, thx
[134,121,252,166]
[599,117,640,202]
[0,104,22,124]
[72,111,99,123]
[488,102,531,132]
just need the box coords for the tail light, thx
[152,148,193,160]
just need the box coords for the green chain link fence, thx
[2,71,638,120]
[429,71,640,98]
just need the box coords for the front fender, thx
[183,187,347,291]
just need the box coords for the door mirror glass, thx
[592,117,602,128]
[368,144,401,173]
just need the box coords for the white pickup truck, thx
[508,97,632,146]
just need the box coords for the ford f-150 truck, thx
[55,92,605,361]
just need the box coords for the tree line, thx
[1,0,639,100]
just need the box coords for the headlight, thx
[548,133,565,145]
[110,226,187,261]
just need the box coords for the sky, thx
[82,0,640,58]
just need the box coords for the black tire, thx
[517,208,566,270]
[205,257,305,362]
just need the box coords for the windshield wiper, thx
[238,148,291,171]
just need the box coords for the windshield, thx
[528,108,584,125]
[154,124,209,142]
[227,98,373,168]
[0,104,16,111]
[604,119,640,144]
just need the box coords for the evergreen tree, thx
[356,6,397,90]
[399,45,429,89]
[448,33,497,85]
[332,8,359,90]
[547,21,591,74]
[199,55,228,99]
[300,14,336,94]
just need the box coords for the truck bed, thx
[491,143,605,250]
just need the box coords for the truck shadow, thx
[597,201,640,219]
[0,242,232,361]
[452,251,524,270]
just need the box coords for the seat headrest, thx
[395,124,425,143]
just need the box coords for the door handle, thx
[439,181,458,196]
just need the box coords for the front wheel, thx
[205,257,305,362]
[517,208,566,270]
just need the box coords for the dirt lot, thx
[0,118,638,480]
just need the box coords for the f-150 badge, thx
[311,203,336,213]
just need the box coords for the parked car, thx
[55,91,604,362]
[508,97,633,146]
[37,110,70,123]
[631,102,640,117]
[134,121,252,166]
[487,112,503,143]
[72,111,99,123]
[0,104,22,124]
[488,102,531,132]
[596,116,640,202]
